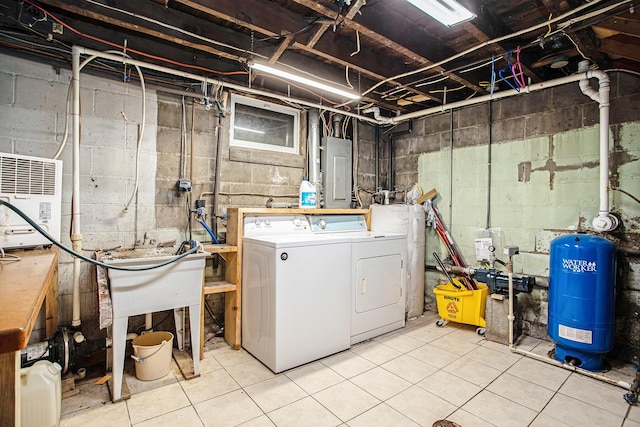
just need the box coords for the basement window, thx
[230,94,299,154]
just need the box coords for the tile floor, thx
[60,312,639,427]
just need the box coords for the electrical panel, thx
[321,137,352,209]
[0,153,62,249]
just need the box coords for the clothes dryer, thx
[308,215,407,344]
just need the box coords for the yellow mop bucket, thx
[434,278,488,328]
[131,331,174,381]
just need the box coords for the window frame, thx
[229,94,300,155]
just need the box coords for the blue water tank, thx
[548,234,616,371]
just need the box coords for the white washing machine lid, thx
[347,231,406,242]
[243,233,351,248]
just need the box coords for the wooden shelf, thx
[203,280,237,294]
[202,244,237,254]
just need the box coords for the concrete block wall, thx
[0,53,308,342]
[392,74,640,362]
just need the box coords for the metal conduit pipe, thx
[308,109,321,185]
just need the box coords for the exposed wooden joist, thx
[306,0,365,49]
[600,34,640,62]
[36,0,245,63]
[174,0,439,104]
[595,14,640,38]
[289,0,485,95]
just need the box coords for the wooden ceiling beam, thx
[289,0,486,94]
[600,34,640,62]
[175,0,438,104]
[36,0,244,63]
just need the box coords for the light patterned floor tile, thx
[487,373,554,412]
[558,374,629,416]
[346,403,420,427]
[350,367,411,400]
[630,405,640,422]
[442,356,502,387]
[386,385,457,427]
[321,350,376,378]
[224,357,277,387]
[375,333,425,354]
[417,369,481,407]
[381,354,438,384]
[243,375,307,413]
[285,361,345,394]
[514,335,545,352]
[194,389,263,427]
[133,406,203,427]
[464,344,521,371]
[60,400,130,427]
[429,334,480,356]
[313,380,380,422]
[462,390,538,427]
[267,396,341,427]
[624,419,640,427]
[237,415,276,427]
[446,409,496,427]
[124,366,180,396]
[404,325,447,343]
[506,357,571,391]
[211,347,259,368]
[448,324,486,344]
[179,368,240,404]
[350,341,403,365]
[407,343,458,369]
[529,413,572,427]
[199,353,224,374]
[540,393,625,427]
[126,382,191,425]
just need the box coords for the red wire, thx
[23,0,248,77]
[512,46,527,90]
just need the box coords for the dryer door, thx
[355,254,403,312]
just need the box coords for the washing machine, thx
[308,215,407,344]
[241,215,352,373]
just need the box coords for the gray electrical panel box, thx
[321,137,352,209]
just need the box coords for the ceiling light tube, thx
[250,61,361,100]
[405,0,475,27]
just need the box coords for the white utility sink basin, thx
[102,250,208,402]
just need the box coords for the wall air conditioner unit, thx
[0,153,62,250]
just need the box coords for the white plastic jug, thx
[20,360,62,427]
[299,178,317,208]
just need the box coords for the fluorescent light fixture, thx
[405,0,475,27]
[249,62,360,100]
[234,126,265,135]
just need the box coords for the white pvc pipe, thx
[578,62,619,232]
[145,313,152,331]
[74,46,379,125]
[390,69,619,232]
[71,46,82,327]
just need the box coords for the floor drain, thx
[432,420,462,427]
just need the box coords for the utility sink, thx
[101,249,209,402]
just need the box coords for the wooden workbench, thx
[0,247,59,427]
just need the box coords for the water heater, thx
[0,153,62,249]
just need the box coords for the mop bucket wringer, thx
[434,278,489,336]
